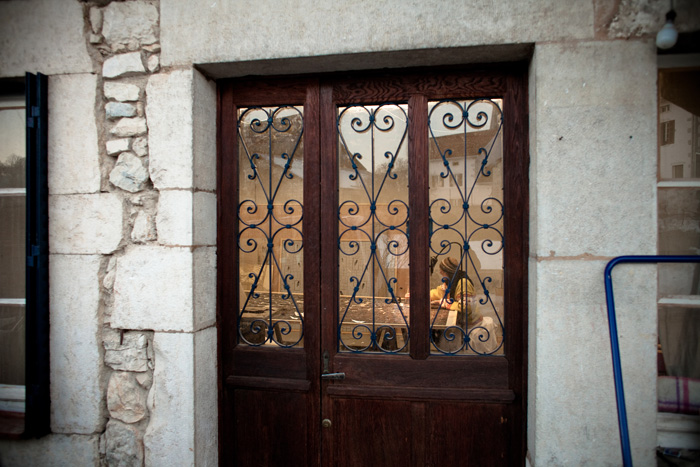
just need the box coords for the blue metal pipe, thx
[604,255,700,467]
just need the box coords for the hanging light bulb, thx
[656,9,678,49]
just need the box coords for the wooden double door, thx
[218,65,528,466]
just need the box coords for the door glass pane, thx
[237,106,304,348]
[337,104,409,353]
[0,95,26,392]
[428,99,504,355]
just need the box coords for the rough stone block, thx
[0,0,92,77]
[156,190,193,246]
[132,136,148,157]
[144,332,195,466]
[104,332,149,372]
[102,1,159,46]
[104,82,141,102]
[147,70,194,189]
[106,138,130,156]
[104,420,144,467]
[49,193,123,254]
[48,73,101,195]
[49,255,104,434]
[131,210,157,243]
[110,117,148,137]
[147,54,160,73]
[103,52,146,79]
[107,372,148,423]
[109,152,149,193]
[106,102,137,119]
[112,246,194,331]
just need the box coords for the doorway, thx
[218,65,528,466]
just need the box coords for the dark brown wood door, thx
[218,66,528,467]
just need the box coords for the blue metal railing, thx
[604,255,700,467]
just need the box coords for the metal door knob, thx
[322,418,332,428]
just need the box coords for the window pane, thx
[428,99,504,355]
[237,106,304,348]
[337,104,409,353]
[0,101,26,189]
[0,196,25,300]
[0,304,25,386]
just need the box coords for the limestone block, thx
[104,82,141,102]
[531,41,657,258]
[49,255,105,434]
[0,0,92,77]
[193,70,217,191]
[161,0,593,69]
[133,136,148,157]
[156,190,193,246]
[530,259,656,466]
[194,247,216,330]
[104,420,144,467]
[109,152,150,193]
[131,210,157,243]
[102,1,159,46]
[107,372,148,423]
[103,52,146,79]
[104,332,149,372]
[110,117,148,137]
[194,191,217,246]
[0,434,99,466]
[194,326,218,466]
[147,70,194,189]
[106,138,130,156]
[144,332,196,466]
[48,74,101,195]
[112,246,195,331]
[49,193,123,254]
[106,102,137,119]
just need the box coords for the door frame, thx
[217,64,529,466]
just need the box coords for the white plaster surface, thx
[529,259,657,466]
[147,70,195,189]
[194,247,217,331]
[195,326,218,467]
[101,1,159,47]
[49,255,105,434]
[48,74,101,195]
[144,332,196,467]
[49,193,123,254]
[531,40,657,258]
[161,0,593,68]
[156,189,193,246]
[0,434,99,466]
[112,245,195,331]
[0,0,93,78]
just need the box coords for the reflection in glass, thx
[237,106,304,348]
[428,99,504,355]
[0,96,26,403]
[337,104,410,353]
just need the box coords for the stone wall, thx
[1,0,699,466]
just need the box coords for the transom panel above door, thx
[218,66,528,467]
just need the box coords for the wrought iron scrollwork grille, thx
[337,104,410,353]
[428,99,505,355]
[237,106,305,348]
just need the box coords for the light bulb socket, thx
[666,9,677,22]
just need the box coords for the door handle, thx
[322,350,345,380]
[321,372,345,380]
